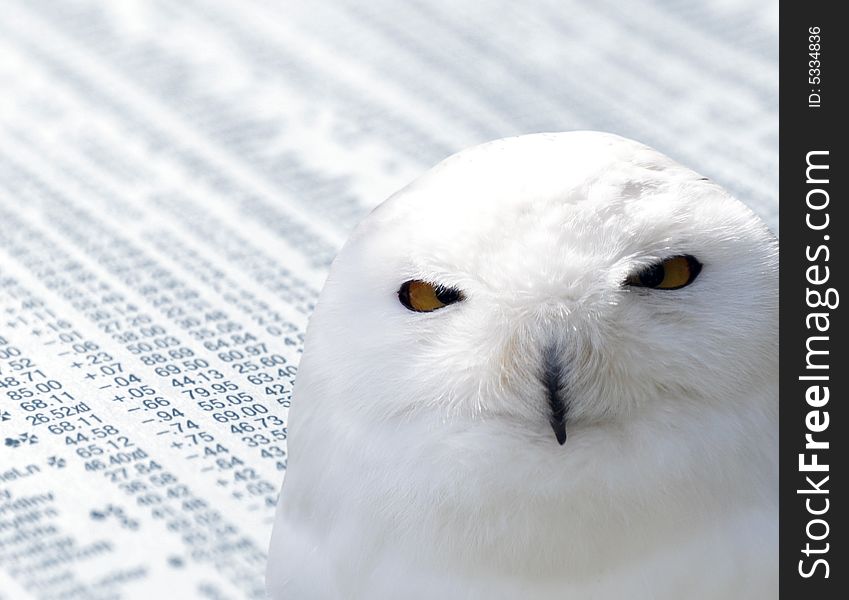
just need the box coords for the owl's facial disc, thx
[395,254,704,446]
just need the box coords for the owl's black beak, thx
[541,347,569,445]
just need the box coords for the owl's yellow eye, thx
[626,255,702,290]
[398,280,464,312]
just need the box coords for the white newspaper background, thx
[0,1,777,598]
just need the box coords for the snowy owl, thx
[267,132,778,599]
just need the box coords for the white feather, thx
[267,132,778,599]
